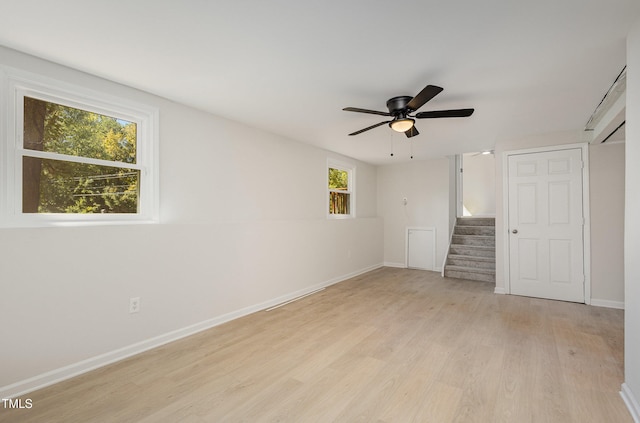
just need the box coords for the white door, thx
[407,228,435,270]
[507,148,585,302]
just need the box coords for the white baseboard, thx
[0,262,384,399]
[494,287,506,295]
[590,298,625,309]
[621,383,640,423]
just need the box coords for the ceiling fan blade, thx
[343,107,391,117]
[405,126,419,138]
[348,120,391,136]
[406,85,443,111]
[415,108,475,119]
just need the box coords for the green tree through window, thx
[328,167,351,215]
[22,97,139,214]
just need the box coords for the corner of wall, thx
[621,383,640,423]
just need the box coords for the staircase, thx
[444,217,495,282]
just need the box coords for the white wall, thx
[493,131,625,307]
[377,158,450,269]
[589,142,625,308]
[0,46,383,397]
[623,18,640,420]
[462,152,496,216]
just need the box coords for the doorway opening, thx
[457,151,496,218]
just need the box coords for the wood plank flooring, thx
[0,268,630,422]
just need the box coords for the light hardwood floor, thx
[1,268,631,422]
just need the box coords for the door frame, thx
[501,143,591,304]
[456,154,464,217]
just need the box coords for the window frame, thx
[0,66,159,227]
[327,159,355,219]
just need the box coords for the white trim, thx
[590,299,625,309]
[502,150,510,293]
[456,154,463,217]
[441,225,456,277]
[502,143,591,303]
[265,288,326,311]
[405,226,437,271]
[621,383,640,423]
[16,149,145,170]
[494,287,506,294]
[384,262,406,268]
[0,262,384,399]
[582,146,592,305]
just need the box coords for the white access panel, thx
[406,227,436,270]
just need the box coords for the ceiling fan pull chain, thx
[390,133,394,157]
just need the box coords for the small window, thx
[1,67,158,226]
[328,161,354,218]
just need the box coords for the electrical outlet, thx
[129,297,140,314]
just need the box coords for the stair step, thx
[456,217,495,227]
[451,234,495,247]
[449,244,495,258]
[447,255,496,270]
[444,265,496,282]
[445,265,495,275]
[447,254,495,262]
[454,225,495,236]
[444,268,496,283]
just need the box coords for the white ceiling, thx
[1,0,639,164]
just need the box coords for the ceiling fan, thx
[343,85,474,138]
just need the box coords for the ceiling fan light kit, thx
[389,118,415,132]
[343,84,474,139]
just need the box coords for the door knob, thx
[512,229,518,234]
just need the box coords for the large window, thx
[1,67,158,226]
[328,160,354,218]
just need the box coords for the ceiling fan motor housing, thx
[386,96,413,115]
